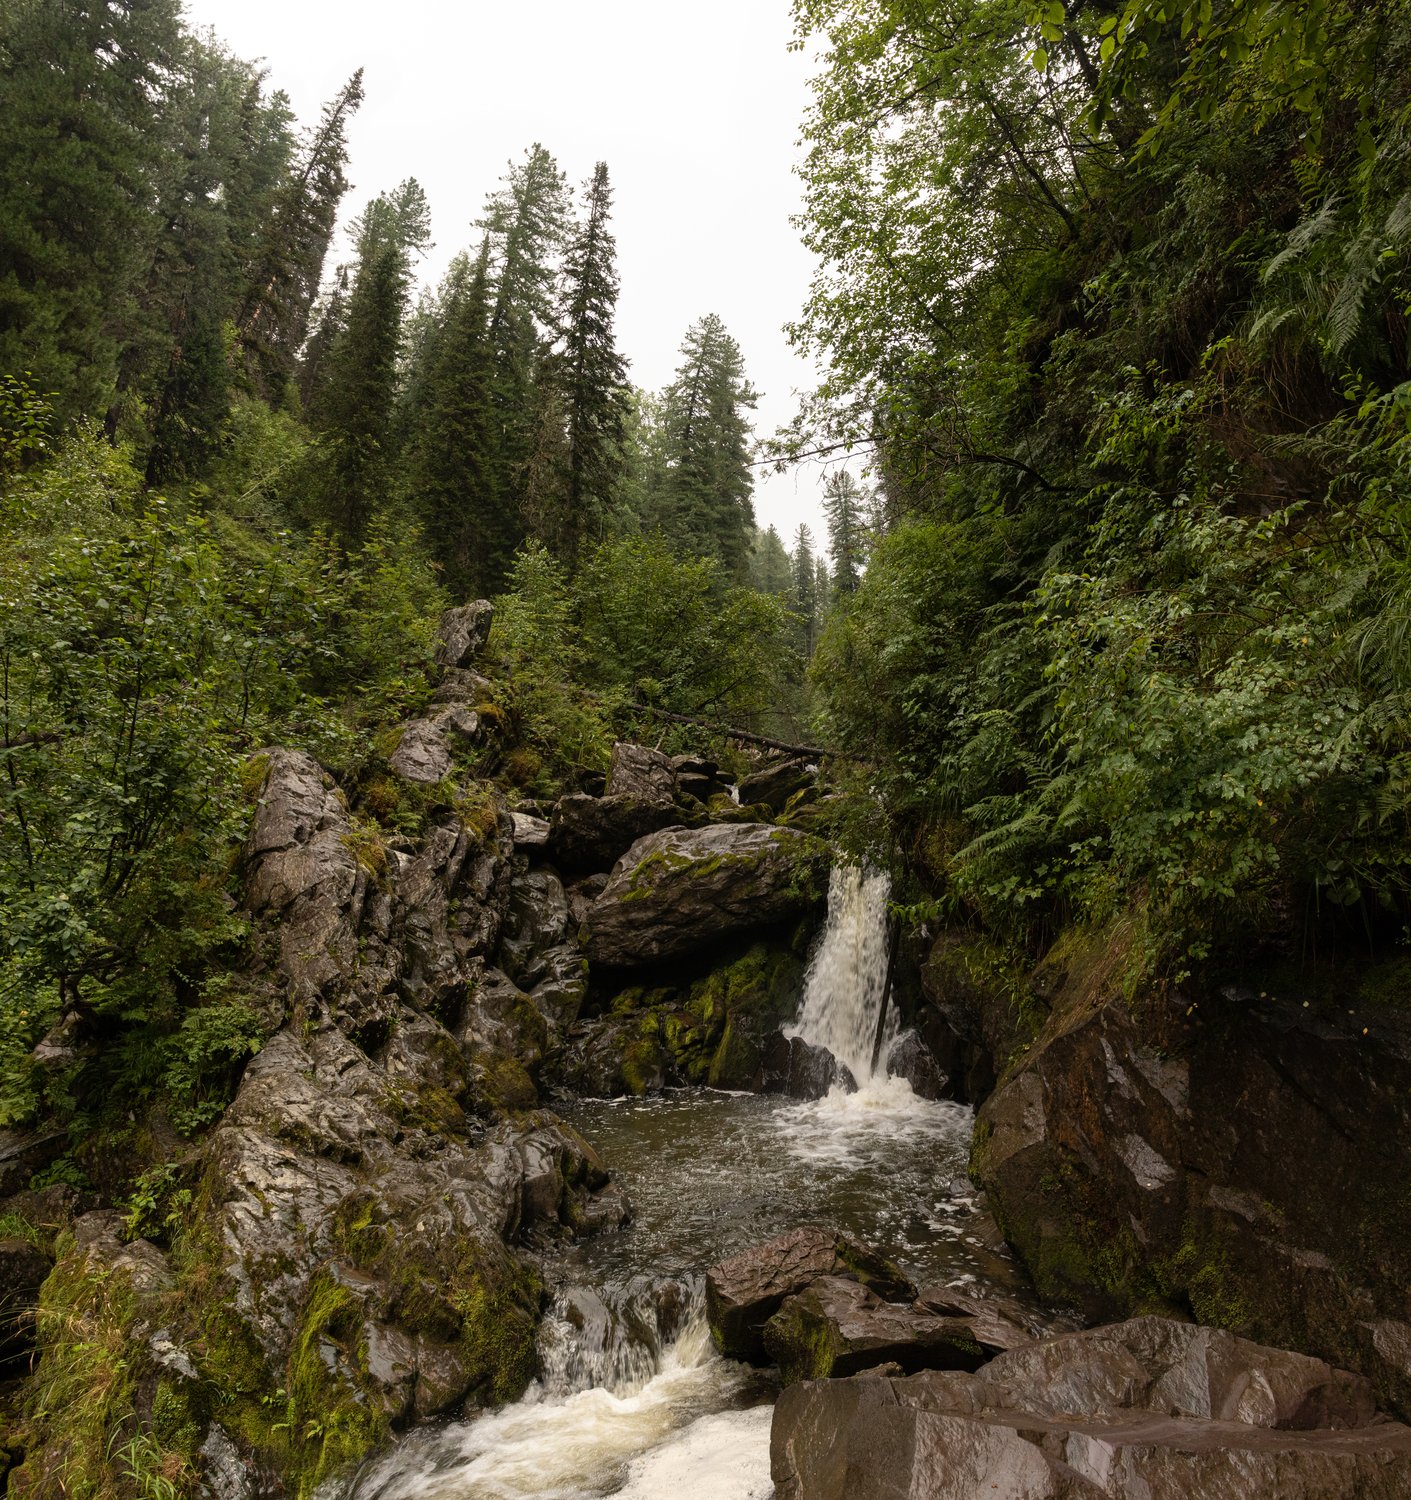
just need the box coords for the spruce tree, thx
[0,0,186,421]
[405,248,509,594]
[749,524,794,595]
[308,179,429,537]
[238,70,364,397]
[822,469,868,594]
[476,146,571,566]
[659,315,758,576]
[554,161,631,557]
[791,523,818,654]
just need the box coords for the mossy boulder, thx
[584,823,829,969]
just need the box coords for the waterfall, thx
[789,865,896,1084]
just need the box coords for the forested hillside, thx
[796,0,1411,979]
[0,0,872,1138]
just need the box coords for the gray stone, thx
[549,793,681,874]
[388,719,453,784]
[770,1316,1411,1500]
[885,1029,949,1101]
[585,823,829,968]
[763,1275,1022,1384]
[738,758,814,813]
[510,812,550,849]
[435,601,494,668]
[606,742,676,803]
[761,1033,856,1099]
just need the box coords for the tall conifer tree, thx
[554,161,630,556]
[659,315,758,577]
[822,469,868,594]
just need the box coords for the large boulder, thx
[606,742,676,803]
[548,793,681,874]
[969,955,1411,1416]
[706,1227,915,1363]
[762,1275,1027,1384]
[771,1316,1411,1500]
[584,823,829,968]
[738,758,815,814]
[761,1033,856,1099]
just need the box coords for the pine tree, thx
[822,469,868,594]
[238,70,364,397]
[308,179,429,536]
[554,161,631,557]
[659,315,758,576]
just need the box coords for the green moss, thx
[284,1272,389,1499]
[620,1039,666,1095]
[450,1258,541,1406]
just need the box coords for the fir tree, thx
[822,469,868,594]
[554,161,631,557]
[659,315,758,577]
[308,179,429,536]
[238,69,363,397]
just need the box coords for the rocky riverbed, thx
[3,599,1411,1500]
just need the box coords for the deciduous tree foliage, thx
[799,0,1411,968]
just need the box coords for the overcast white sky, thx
[182,0,834,544]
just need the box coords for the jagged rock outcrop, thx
[605,741,676,802]
[434,600,494,668]
[584,823,829,968]
[771,1316,1411,1500]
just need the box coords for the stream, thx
[348,870,1029,1500]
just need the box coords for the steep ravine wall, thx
[918,926,1411,1417]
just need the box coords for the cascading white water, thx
[789,865,897,1083]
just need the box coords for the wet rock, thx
[434,600,494,668]
[0,1237,51,1361]
[549,793,681,874]
[760,1033,856,1099]
[884,1030,949,1101]
[606,742,676,803]
[738,758,814,814]
[585,823,829,968]
[763,1275,1022,1384]
[498,868,572,988]
[196,1424,258,1500]
[970,966,1411,1414]
[707,1227,916,1363]
[770,1316,1411,1500]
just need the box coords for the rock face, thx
[706,1226,915,1363]
[585,823,830,968]
[771,1316,1411,1500]
[884,1030,949,1100]
[0,1235,51,1361]
[968,962,1411,1416]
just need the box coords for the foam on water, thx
[349,1309,767,1500]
